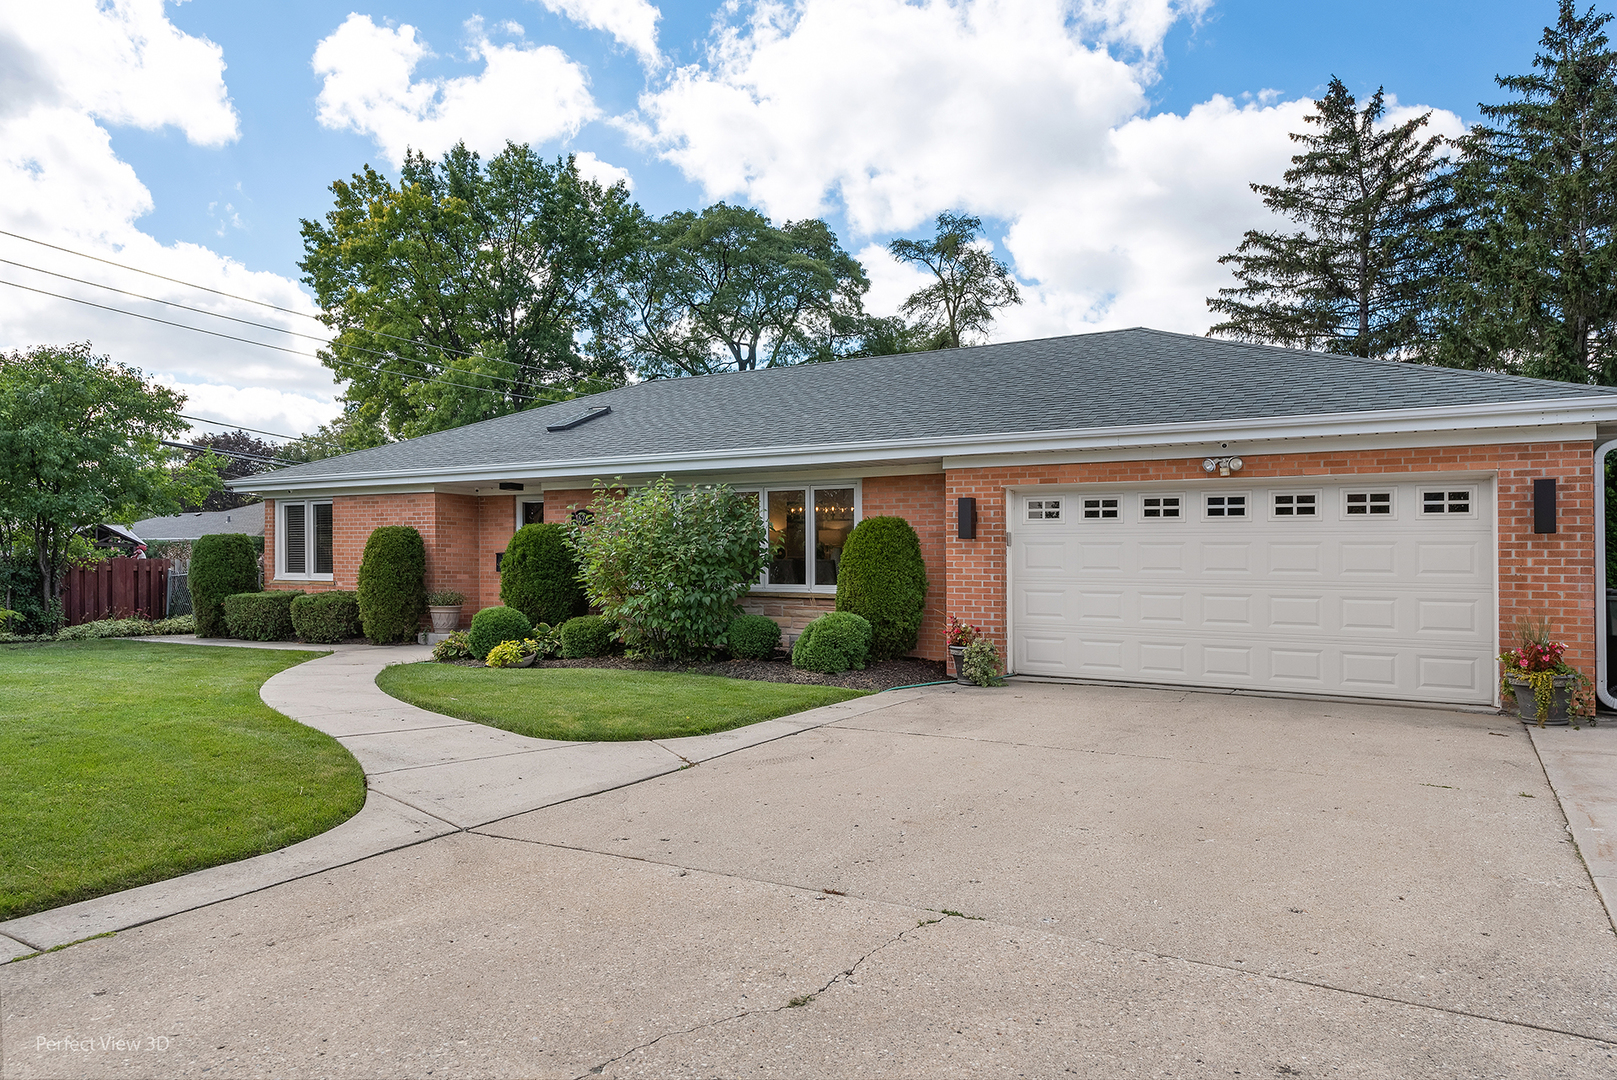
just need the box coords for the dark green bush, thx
[726,614,782,660]
[356,526,426,644]
[558,614,612,658]
[467,605,533,660]
[222,591,302,641]
[290,591,361,644]
[501,523,585,627]
[835,516,928,661]
[791,611,872,673]
[191,533,261,637]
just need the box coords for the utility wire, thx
[0,277,570,404]
[0,255,536,393]
[0,228,502,365]
[179,415,301,442]
[161,440,293,466]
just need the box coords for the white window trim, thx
[516,498,545,530]
[277,499,334,581]
[738,480,863,594]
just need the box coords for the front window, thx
[280,500,333,579]
[753,484,858,591]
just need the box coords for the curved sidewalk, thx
[0,639,927,957]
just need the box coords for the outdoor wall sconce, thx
[1202,456,1243,477]
[1534,478,1557,534]
[957,497,977,539]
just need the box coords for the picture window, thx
[745,485,858,592]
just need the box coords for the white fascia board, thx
[230,397,1617,495]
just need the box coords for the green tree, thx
[180,430,283,512]
[500,522,584,626]
[0,344,218,610]
[1432,2,1617,382]
[1207,77,1450,359]
[615,203,871,377]
[299,143,640,440]
[888,212,1021,349]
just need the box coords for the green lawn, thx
[376,664,870,741]
[0,640,365,922]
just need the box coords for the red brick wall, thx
[862,473,948,660]
[945,441,1599,682]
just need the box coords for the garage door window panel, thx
[1344,491,1395,518]
[1142,495,1183,520]
[1027,498,1063,521]
[1422,488,1473,515]
[1272,492,1320,518]
[1081,497,1120,520]
[1205,494,1248,519]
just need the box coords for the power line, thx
[161,440,293,466]
[0,277,563,404]
[0,229,506,366]
[0,254,536,393]
[179,415,301,442]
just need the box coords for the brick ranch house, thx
[236,328,1617,710]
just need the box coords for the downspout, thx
[1596,440,1617,711]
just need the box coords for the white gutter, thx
[1597,440,1617,711]
[231,396,1617,495]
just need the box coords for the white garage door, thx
[1009,479,1495,705]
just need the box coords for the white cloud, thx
[0,2,341,438]
[571,150,634,190]
[535,0,662,67]
[634,0,1464,340]
[313,14,600,167]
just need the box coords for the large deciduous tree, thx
[0,344,218,610]
[1207,77,1449,359]
[180,430,285,511]
[299,143,640,440]
[615,203,871,377]
[1432,2,1617,382]
[888,213,1021,350]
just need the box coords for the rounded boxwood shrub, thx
[726,614,782,660]
[290,591,361,644]
[835,516,928,662]
[558,614,613,658]
[500,523,585,627]
[222,591,302,641]
[467,605,533,660]
[190,533,261,637]
[791,611,873,674]
[356,526,427,644]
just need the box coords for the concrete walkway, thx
[0,639,929,958]
[1529,720,1617,926]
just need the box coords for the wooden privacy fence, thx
[61,557,171,626]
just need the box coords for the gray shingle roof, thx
[249,328,1617,485]
[131,507,265,542]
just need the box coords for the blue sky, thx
[0,0,1576,438]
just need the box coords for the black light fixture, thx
[499,482,524,491]
[957,497,977,540]
[1533,478,1557,534]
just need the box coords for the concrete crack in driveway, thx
[570,914,952,1080]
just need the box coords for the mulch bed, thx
[442,652,950,691]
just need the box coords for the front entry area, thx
[1009,477,1497,705]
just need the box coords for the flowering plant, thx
[1499,617,1589,725]
[945,615,979,648]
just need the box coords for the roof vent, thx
[546,405,611,432]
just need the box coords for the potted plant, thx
[1499,617,1591,727]
[427,590,465,634]
[946,615,978,685]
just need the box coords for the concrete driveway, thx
[3,682,1615,1078]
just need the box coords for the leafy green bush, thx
[426,589,465,607]
[835,516,928,661]
[484,640,531,668]
[150,614,195,635]
[501,523,585,627]
[467,606,533,660]
[191,533,260,637]
[55,618,155,640]
[222,591,302,641]
[357,526,426,644]
[791,611,872,673]
[432,631,474,662]
[726,614,782,660]
[569,478,768,662]
[290,591,361,644]
[961,637,1004,687]
[528,623,562,659]
[558,615,612,658]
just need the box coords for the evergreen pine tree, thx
[1208,77,1449,359]
[1433,2,1617,383]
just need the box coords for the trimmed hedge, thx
[500,523,585,627]
[222,591,302,641]
[835,516,928,661]
[190,533,260,638]
[791,611,872,674]
[290,591,361,644]
[558,615,612,658]
[726,614,782,660]
[357,526,426,644]
[467,606,533,660]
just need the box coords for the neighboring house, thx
[131,508,266,548]
[232,327,1617,710]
